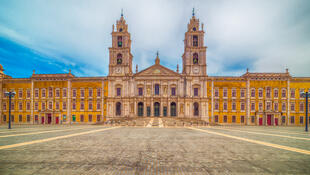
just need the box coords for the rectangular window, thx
[72,89,77,97]
[241,116,245,123]
[11,102,15,110]
[147,106,151,116]
[97,115,101,122]
[139,88,143,96]
[88,114,92,122]
[251,116,255,123]
[88,101,93,110]
[291,103,295,111]
[42,102,46,110]
[291,116,295,124]
[81,89,85,97]
[18,90,23,98]
[97,88,101,97]
[259,89,263,98]
[56,102,59,110]
[266,102,271,110]
[266,87,271,98]
[232,116,236,123]
[35,102,38,110]
[274,89,278,98]
[223,88,227,97]
[27,89,31,98]
[259,102,263,111]
[89,89,93,97]
[3,102,6,110]
[35,89,39,98]
[251,102,255,111]
[56,89,60,97]
[251,89,255,97]
[27,115,30,122]
[63,101,67,110]
[72,102,76,110]
[42,89,46,98]
[282,89,286,98]
[300,103,304,112]
[171,88,176,96]
[48,87,53,98]
[117,88,121,96]
[241,89,245,98]
[223,115,227,123]
[290,89,295,98]
[274,103,278,111]
[11,115,14,122]
[223,102,227,111]
[3,115,6,122]
[232,89,236,98]
[63,88,67,97]
[97,102,101,110]
[19,102,23,110]
[282,116,286,124]
[49,101,53,110]
[155,84,160,95]
[241,102,245,111]
[72,115,76,122]
[215,89,219,97]
[19,115,22,122]
[282,103,286,111]
[35,115,39,122]
[215,115,218,122]
[117,36,123,47]
[26,102,30,110]
[194,88,198,96]
[80,115,84,122]
[215,102,219,110]
[232,102,236,110]
[300,116,304,124]
[80,102,84,110]
[63,115,67,122]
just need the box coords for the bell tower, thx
[109,11,133,76]
[182,9,207,76]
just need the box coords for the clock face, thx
[193,67,199,74]
[115,67,121,74]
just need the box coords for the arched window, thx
[117,54,122,65]
[193,35,198,47]
[116,102,121,116]
[193,102,199,116]
[193,53,198,64]
[117,36,122,47]
[170,102,177,116]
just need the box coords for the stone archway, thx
[170,102,177,117]
[116,102,121,116]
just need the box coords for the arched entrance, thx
[170,102,177,117]
[116,102,121,116]
[154,102,160,117]
[193,102,199,116]
[138,102,144,117]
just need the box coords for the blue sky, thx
[0,0,310,78]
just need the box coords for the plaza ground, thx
[0,118,310,175]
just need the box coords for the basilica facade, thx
[0,12,309,126]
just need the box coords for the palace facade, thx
[0,12,309,126]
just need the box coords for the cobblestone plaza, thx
[0,118,310,174]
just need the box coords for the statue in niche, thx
[164,86,167,95]
[131,103,134,113]
[147,87,151,95]
[180,104,184,114]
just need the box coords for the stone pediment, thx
[134,64,180,77]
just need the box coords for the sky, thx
[0,0,310,78]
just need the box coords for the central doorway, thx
[154,102,160,117]
[138,102,144,117]
[47,113,52,124]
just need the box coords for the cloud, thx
[0,0,309,77]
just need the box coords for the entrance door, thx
[56,117,59,124]
[267,114,272,125]
[170,102,176,117]
[138,102,144,117]
[47,114,52,124]
[41,117,44,124]
[259,118,263,125]
[193,102,199,116]
[275,118,278,126]
[154,102,160,117]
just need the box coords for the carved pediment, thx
[134,64,180,77]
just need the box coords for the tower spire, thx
[192,8,195,17]
[155,51,160,65]
[121,8,123,17]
